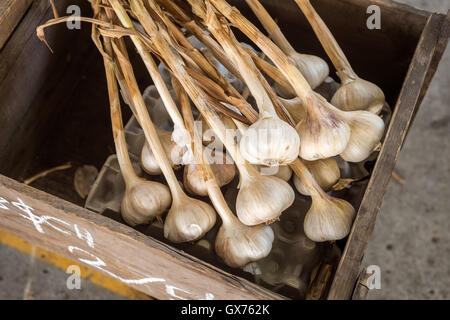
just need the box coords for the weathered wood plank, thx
[409,10,449,134]
[0,174,284,300]
[0,0,32,49]
[327,13,447,300]
[351,268,370,300]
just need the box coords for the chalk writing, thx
[0,195,215,300]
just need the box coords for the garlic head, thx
[293,158,340,195]
[296,95,350,160]
[184,154,236,196]
[239,112,300,166]
[164,196,217,243]
[237,173,295,226]
[141,129,184,175]
[331,77,385,114]
[304,195,356,242]
[289,53,329,90]
[215,222,274,268]
[121,179,171,226]
[340,110,385,163]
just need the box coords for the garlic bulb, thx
[244,0,328,89]
[304,194,355,242]
[215,220,274,268]
[331,77,385,114]
[109,19,217,243]
[103,50,171,227]
[163,193,217,243]
[183,151,236,196]
[239,112,300,166]
[294,0,385,114]
[204,8,299,166]
[338,110,385,162]
[278,96,306,125]
[296,93,350,160]
[121,178,171,226]
[140,128,183,175]
[256,164,292,181]
[289,158,355,242]
[293,158,340,195]
[237,166,295,225]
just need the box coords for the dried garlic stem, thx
[156,0,241,80]
[208,0,311,104]
[294,0,385,114]
[149,0,257,122]
[244,0,329,89]
[294,0,355,80]
[112,0,216,242]
[204,3,300,166]
[103,37,171,226]
[176,78,274,268]
[132,0,294,226]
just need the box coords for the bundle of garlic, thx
[175,78,274,268]
[36,0,387,273]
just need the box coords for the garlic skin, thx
[239,112,300,166]
[339,110,385,163]
[304,195,355,242]
[121,179,172,226]
[141,129,183,175]
[184,158,236,196]
[296,95,350,161]
[164,195,217,243]
[237,172,295,226]
[278,96,306,125]
[331,77,385,114]
[293,158,340,195]
[215,222,274,268]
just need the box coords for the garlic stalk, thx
[151,4,258,123]
[102,39,171,226]
[176,77,274,268]
[206,0,352,160]
[245,0,329,89]
[156,0,242,79]
[293,158,340,196]
[131,0,294,226]
[110,1,216,243]
[242,46,295,97]
[203,3,300,166]
[290,158,355,242]
[294,0,385,114]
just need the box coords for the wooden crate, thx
[0,0,448,300]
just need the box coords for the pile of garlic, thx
[39,0,387,271]
[111,0,386,268]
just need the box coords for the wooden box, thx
[0,0,448,300]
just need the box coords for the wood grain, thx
[328,12,448,300]
[0,174,284,300]
[0,0,32,49]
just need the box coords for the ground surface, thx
[0,0,448,300]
